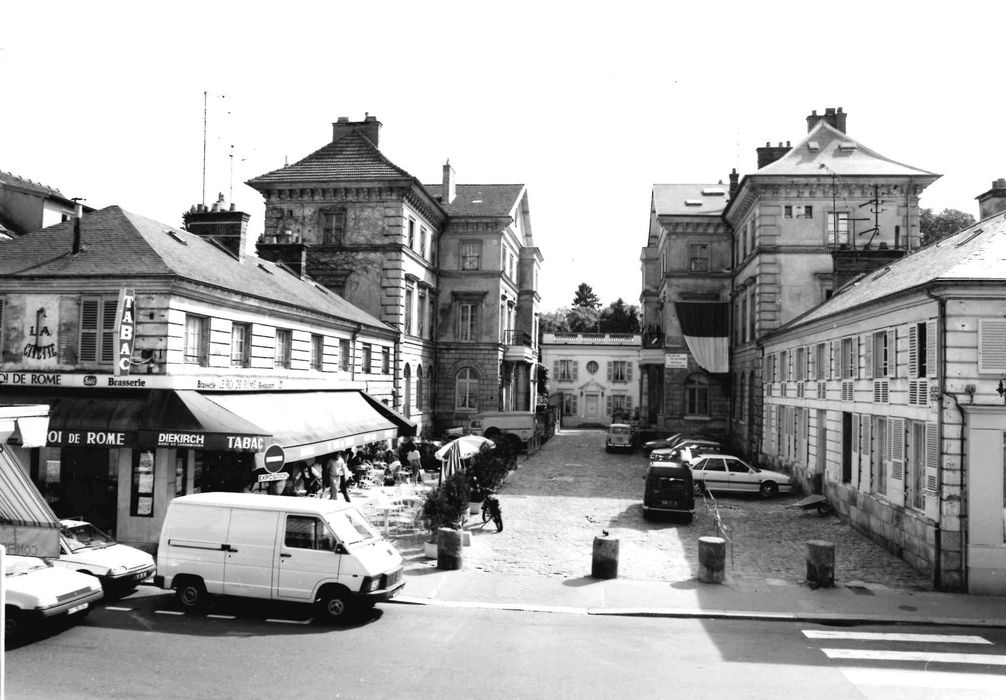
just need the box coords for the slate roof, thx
[0,206,393,331]
[652,184,730,216]
[778,214,1006,331]
[755,121,939,178]
[246,131,413,187]
[423,184,525,217]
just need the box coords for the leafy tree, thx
[920,208,975,247]
[599,298,639,334]
[539,308,571,333]
[567,305,600,332]
[571,283,601,309]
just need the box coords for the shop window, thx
[455,368,478,410]
[311,334,324,371]
[175,449,189,497]
[79,296,118,365]
[684,374,710,416]
[339,338,350,371]
[460,241,481,270]
[362,344,372,373]
[322,209,346,245]
[184,315,208,366]
[230,323,250,368]
[130,450,155,517]
[274,329,292,368]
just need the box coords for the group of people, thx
[280,442,427,501]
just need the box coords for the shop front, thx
[0,403,60,558]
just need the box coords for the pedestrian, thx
[407,443,422,484]
[327,451,351,502]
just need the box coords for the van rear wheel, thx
[175,578,207,610]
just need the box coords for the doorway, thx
[58,448,117,536]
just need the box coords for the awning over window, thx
[204,391,417,462]
[0,390,269,452]
[674,302,729,374]
[0,446,60,558]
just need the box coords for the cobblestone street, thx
[393,429,932,590]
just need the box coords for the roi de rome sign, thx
[263,444,286,474]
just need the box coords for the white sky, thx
[3,1,1004,311]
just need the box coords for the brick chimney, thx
[728,168,739,198]
[182,193,250,259]
[756,141,791,169]
[331,113,381,146]
[977,178,1006,219]
[442,160,456,204]
[806,107,847,133]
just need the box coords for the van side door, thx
[276,514,341,601]
[222,508,279,599]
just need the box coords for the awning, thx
[674,302,729,374]
[0,446,60,557]
[0,390,269,452]
[204,391,416,462]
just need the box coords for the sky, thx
[4,1,1005,312]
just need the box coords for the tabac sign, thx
[114,288,136,376]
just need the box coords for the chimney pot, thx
[442,160,456,205]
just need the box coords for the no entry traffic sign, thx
[263,444,286,474]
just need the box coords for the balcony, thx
[544,333,639,345]
[502,329,536,363]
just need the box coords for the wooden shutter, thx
[854,336,861,379]
[926,320,938,379]
[626,396,632,411]
[606,361,612,381]
[979,319,1006,372]
[924,421,940,519]
[572,362,579,380]
[553,360,559,381]
[626,363,633,381]
[859,413,871,489]
[864,334,874,380]
[605,396,612,415]
[887,417,905,507]
[886,330,896,378]
[79,298,100,362]
[831,341,838,379]
[571,395,578,414]
[908,323,918,376]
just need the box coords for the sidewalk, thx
[391,562,1006,628]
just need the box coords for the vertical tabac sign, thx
[114,288,136,376]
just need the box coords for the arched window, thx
[403,364,412,418]
[426,366,434,409]
[415,364,423,410]
[684,373,710,416]
[455,368,478,411]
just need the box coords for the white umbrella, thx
[436,435,495,485]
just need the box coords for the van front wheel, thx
[317,587,355,623]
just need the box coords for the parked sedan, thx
[641,433,683,454]
[4,555,103,644]
[651,439,726,464]
[690,454,793,498]
[56,519,156,592]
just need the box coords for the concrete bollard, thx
[806,539,835,589]
[436,527,463,570]
[698,536,726,584]
[591,535,619,579]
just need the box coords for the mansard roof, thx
[776,214,1006,331]
[755,120,939,179]
[424,183,525,218]
[0,206,393,332]
[246,131,414,188]
[652,184,730,217]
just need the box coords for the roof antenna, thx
[202,91,207,207]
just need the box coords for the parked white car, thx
[690,454,793,498]
[4,555,103,644]
[56,519,156,591]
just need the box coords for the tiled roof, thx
[0,206,393,331]
[246,131,413,187]
[0,170,67,199]
[423,184,525,217]
[652,184,730,216]
[783,213,1006,329]
[755,121,939,178]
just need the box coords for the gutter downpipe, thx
[926,287,950,591]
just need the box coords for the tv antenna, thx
[856,184,888,249]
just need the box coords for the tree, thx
[599,298,639,334]
[571,283,601,310]
[567,305,600,332]
[920,208,975,247]
[539,308,571,333]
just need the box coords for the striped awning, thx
[0,446,60,558]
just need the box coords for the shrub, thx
[466,443,513,498]
[421,472,470,536]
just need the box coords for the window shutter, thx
[764,354,771,381]
[831,341,838,379]
[553,360,559,380]
[626,363,633,381]
[908,324,918,377]
[926,320,938,378]
[79,298,99,362]
[887,418,905,506]
[571,395,578,414]
[855,336,861,379]
[572,362,579,380]
[605,396,612,415]
[886,330,896,378]
[808,347,815,380]
[606,362,612,381]
[864,334,874,380]
[924,421,940,519]
[626,396,632,410]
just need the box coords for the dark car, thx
[642,432,720,455]
[651,438,727,464]
[642,461,695,523]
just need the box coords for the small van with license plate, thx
[605,423,634,452]
[642,456,695,523]
[155,492,405,622]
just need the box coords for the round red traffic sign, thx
[263,444,286,474]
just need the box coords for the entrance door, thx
[966,407,1006,594]
[585,394,600,418]
[59,448,116,535]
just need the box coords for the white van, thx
[154,492,405,622]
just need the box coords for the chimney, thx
[807,106,847,133]
[442,160,456,204]
[976,178,1006,219]
[71,200,83,254]
[182,193,250,259]
[756,141,791,169]
[728,168,739,198]
[331,113,381,147]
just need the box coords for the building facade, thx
[248,116,543,437]
[541,333,641,427]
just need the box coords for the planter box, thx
[424,541,437,559]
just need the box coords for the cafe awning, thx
[204,391,416,462]
[0,446,60,558]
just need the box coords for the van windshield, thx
[327,508,379,547]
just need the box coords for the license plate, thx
[133,572,149,581]
[67,603,88,615]
[661,500,678,507]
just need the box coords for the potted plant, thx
[420,472,470,558]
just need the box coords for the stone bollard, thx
[806,539,835,589]
[436,527,463,570]
[591,534,619,579]
[698,536,726,583]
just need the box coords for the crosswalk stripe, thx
[822,648,1006,665]
[154,610,185,616]
[803,630,992,644]
[104,606,132,612]
[840,668,1006,690]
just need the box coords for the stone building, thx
[248,116,543,436]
